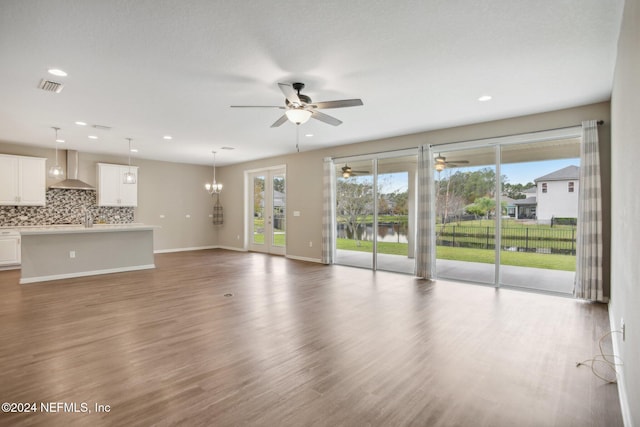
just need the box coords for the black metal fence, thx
[436,225,577,255]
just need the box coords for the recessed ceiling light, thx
[163,135,172,140]
[305,134,314,137]
[75,121,87,126]
[88,135,98,140]
[55,138,65,143]
[48,68,67,77]
[130,148,139,153]
[478,95,492,102]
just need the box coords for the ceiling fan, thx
[434,154,469,172]
[231,82,363,127]
[341,164,369,178]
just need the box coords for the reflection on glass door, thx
[249,168,286,255]
[434,147,496,285]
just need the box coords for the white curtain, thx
[322,157,336,264]
[414,145,436,279]
[574,120,605,302]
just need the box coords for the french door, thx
[248,167,286,255]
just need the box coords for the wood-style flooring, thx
[0,250,623,426]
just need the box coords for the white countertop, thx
[11,224,159,235]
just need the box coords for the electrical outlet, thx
[621,318,626,341]
[69,250,76,259]
[237,235,240,240]
[309,241,313,247]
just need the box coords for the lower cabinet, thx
[0,232,21,266]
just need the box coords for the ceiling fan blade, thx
[311,110,342,126]
[278,83,301,105]
[446,160,470,164]
[312,99,363,109]
[230,105,285,109]
[270,115,288,128]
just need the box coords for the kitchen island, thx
[19,224,157,284]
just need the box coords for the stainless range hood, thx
[49,150,95,190]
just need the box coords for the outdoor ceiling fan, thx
[341,164,369,178]
[231,82,363,127]
[434,154,469,172]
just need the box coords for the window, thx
[542,183,548,193]
[568,181,574,192]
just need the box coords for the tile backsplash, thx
[0,189,134,226]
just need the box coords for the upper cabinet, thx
[0,154,46,206]
[97,163,138,207]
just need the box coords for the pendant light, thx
[205,151,222,194]
[48,127,65,178]
[123,138,136,184]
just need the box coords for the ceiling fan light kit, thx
[434,154,470,172]
[285,108,312,125]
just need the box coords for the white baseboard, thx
[20,264,156,284]
[609,305,632,427]
[154,245,217,254]
[216,245,248,252]
[286,254,323,264]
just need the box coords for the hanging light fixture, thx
[123,138,136,184]
[48,127,65,178]
[205,151,223,194]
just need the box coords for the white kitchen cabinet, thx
[0,231,21,266]
[97,163,138,206]
[0,154,46,206]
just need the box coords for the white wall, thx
[609,0,640,425]
[536,180,579,220]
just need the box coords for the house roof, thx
[534,165,580,182]
[514,196,537,205]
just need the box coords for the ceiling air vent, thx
[92,124,112,131]
[37,79,64,93]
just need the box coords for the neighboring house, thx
[535,165,579,221]
[512,165,580,221]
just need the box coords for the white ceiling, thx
[0,0,624,166]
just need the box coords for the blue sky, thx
[348,157,580,194]
[500,158,579,185]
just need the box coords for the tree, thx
[503,182,534,200]
[253,177,264,217]
[336,179,373,246]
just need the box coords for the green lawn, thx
[253,233,286,246]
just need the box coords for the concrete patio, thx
[336,250,575,295]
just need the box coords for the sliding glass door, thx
[434,146,497,285]
[334,151,417,274]
[433,130,581,295]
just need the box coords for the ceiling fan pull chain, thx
[296,124,300,152]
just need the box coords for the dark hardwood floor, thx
[0,250,623,426]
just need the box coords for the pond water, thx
[337,223,409,243]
